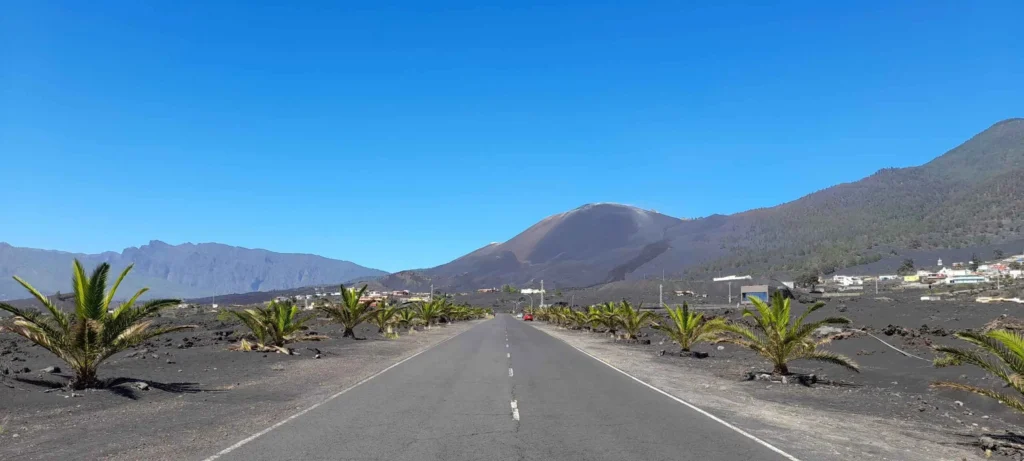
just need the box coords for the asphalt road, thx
[206,315,793,461]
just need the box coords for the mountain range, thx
[376,118,1024,290]
[4,118,1023,298]
[0,241,385,300]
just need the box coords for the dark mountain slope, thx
[648,118,1024,277]
[406,204,684,290]
[0,241,385,300]
[394,118,1024,290]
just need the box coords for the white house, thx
[946,275,988,285]
[521,288,546,294]
[832,275,863,286]
[939,267,969,277]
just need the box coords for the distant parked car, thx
[523,313,534,321]
[515,313,524,319]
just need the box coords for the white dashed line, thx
[509,367,514,377]
[507,352,510,358]
[511,400,520,421]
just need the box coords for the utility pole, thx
[540,280,544,308]
[728,282,732,304]
[659,284,663,306]
[429,284,433,302]
[875,277,879,294]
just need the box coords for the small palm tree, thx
[616,301,657,340]
[597,302,621,336]
[584,306,604,331]
[722,292,858,375]
[0,260,193,389]
[933,329,1024,412]
[222,300,315,353]
[655,303,727,353]
[317,284,376,338]
[415,299,443,329]
[394,308,421,329]
[369,299,402,338]
[448,305,470,322]
[436,298,455,323]
[571,309,593,330]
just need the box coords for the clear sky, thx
[2,1,1022,272]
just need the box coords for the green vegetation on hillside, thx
[687,120,1024,276]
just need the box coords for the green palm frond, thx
[933,381,1024,413]
[933,329,1024,410]
[797,350,859,372]
[0,259,191,389]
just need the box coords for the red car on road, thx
[523,313,534,321]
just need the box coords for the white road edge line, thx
[202,325,474,460]
[545,331,802,461]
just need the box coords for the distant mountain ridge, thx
[0,240,385,300]
[7,118,1023,298]
[376,118,1024,290]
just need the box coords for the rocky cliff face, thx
[0,241,385,300]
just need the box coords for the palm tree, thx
[583,306,604,331]
[616,301,657,340]
[596,302,621,336]
[415,299,443,329]
[394,308,421,329]
[0,260,193,389]
[654,303,727,353]
[933,329,1024,412]
[222,300,316,353]
[317,284,376,339]
[448,305,470,322]
[369,299,403,338]
[722,292,858,375]
[570,309,593,330]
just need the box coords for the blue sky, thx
[2,1,1022,272]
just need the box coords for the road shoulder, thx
[0,321,482,461]
[531,322,977,461]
